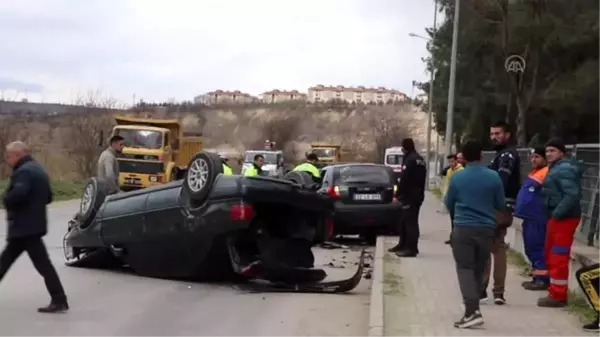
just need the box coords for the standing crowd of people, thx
[441,122,597,331]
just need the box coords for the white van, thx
[384,147,404,178]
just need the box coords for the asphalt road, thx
[0,201,372,336]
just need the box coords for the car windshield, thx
[114,128,163,149]
[312,148,337,158]
[244,152,278,164]
[334,165,392,184]
[385,154,403,165]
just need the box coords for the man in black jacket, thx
[388,138,427,257]
[481,121,521,305]
[0,141,69,313]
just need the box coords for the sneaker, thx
[479,291,488,303]
[494,294,506,305]
[454,310,484,329]
[582,317,599,332]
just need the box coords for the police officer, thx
[219,153,233,175]
[243,154,264,177]
[482,121,521,305]
[389,138,427,257]
[293,153,321,183]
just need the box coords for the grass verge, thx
[507,247,597,324]
[0,180,85,208]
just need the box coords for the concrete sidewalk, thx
[373,193,587,336]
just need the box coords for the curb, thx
[368,236,385,337]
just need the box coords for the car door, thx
[100,191,148,245]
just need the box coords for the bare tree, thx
[256,114,302,161]
[368,116,410,163]
[64,91,117,178]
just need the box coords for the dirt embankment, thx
[0,102,436,180]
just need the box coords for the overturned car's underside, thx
[63,152,364,293]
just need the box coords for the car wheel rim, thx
[80,183,94,214]
[188,158,209,193]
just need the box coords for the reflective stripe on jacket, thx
[293,162,320,178]
[514,166,548,222]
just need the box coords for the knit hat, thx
[531,147,546,158]
[545,138,566,153]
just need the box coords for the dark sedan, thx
[318,163,402,243]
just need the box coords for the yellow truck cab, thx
[110,115,203,190]
[309,143,341,165]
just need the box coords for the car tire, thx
[182,151,223,208]
[77,177,110,229]
[363,233,378,245]
[283,171,314,187]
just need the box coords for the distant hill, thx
[0,100,126,115]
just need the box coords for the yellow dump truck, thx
[309,142,342,165]
[109,115,203,190]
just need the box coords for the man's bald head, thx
[5,141,30,168]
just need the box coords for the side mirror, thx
[172,139,180,150]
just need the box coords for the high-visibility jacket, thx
[515,167,550,284]
[222,164,233,175]
[293,162,320,178]
[442,164,463,196]
[244,165,261,177]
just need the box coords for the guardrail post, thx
[587,185,599,246]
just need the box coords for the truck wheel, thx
[78,178,110,229]
[283,171,314,187]
[183,151,223,208]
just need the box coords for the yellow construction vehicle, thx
[107,115,203,190]
[308,142,342,165]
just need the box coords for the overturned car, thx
[63,151,364,293]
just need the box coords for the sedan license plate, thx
[353,193,382,201]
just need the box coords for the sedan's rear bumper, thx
[333,202,402,233]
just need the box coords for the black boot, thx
[522,280,549,291]
[388,244,403,252]
[38,301,69,313]
[395,250,417,257]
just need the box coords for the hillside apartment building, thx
[260,89,307,103]
[194,85,408,105]
[194,90,257,105]
[307,85,408,104]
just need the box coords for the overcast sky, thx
[0,0,440,105]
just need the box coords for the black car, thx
[63,151,364,293]
[317,163,402,243]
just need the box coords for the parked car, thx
[317,163,402,243]
[63,151,364,293]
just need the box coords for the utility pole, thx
[444,0,460,166]
[424,0,438,190]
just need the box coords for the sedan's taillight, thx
[326,185,341,199]
[230,202,254,221]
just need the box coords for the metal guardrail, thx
[432,144,599,247]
